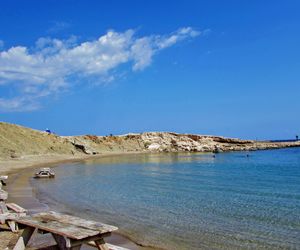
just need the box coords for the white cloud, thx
[156,27,200,49]
[0,96,40,112]
[0,27,200,112]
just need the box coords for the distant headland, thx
[0,121,299,174]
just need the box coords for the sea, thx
[31,148,300,250]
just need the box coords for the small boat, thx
[34,168,55,178]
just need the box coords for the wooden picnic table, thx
[12,211,118,250]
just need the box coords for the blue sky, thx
[0,0,299,139]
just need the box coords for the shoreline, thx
[0,151,150,176]
[1,146,300,249]
[1,122,300,174]
[2,152,159,250]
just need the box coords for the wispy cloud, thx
[0,40,4,50]
[47,21,71,34]
[0,97,40,112]
[0,27,200,112]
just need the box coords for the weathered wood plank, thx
[68,233,111,247]
[52,234,70,250]
[13,211,117,240]
[6,203,27,213]
[12,236,26,250]
[7,220,18,232]
[13,225,35,250]
[23,226,36,245]
[15,217,99,239]
[89,241,131,250]
[52,234,82,250]
[106,244,131,250]
[0,201,24,228]
[35,211,118,232]
[94,239,109,250]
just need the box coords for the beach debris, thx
[0,177,8,201]
[34,168,55,178]
[0,176,27,232]
[0,176,8,187]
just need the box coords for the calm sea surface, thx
[32,148,300,249]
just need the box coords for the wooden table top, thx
[13,211,118,240]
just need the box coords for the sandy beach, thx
[0,152,160,250]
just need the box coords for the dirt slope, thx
[1,122,299,162]
[0,122,78,159]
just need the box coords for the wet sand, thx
[3,157,157,250]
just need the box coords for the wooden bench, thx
[0,201,27,232]
[12,211,118,250]
[0,175,27,232]
[6,202,27,214]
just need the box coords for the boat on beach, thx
[34,168,55,178]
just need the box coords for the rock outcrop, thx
[64,132,300,155]
[1,122,299,160]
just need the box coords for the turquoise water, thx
[32,148,300,249]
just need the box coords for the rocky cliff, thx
[66,132,300,155]
[1,122,299,160]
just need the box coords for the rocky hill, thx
[0,122,77,159]
[1,122,299,161]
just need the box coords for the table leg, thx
[94,239,109,250]
[52,234,82,250]
[13,226,35,250]
[8,220,18,232]
[21,226,36,245]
